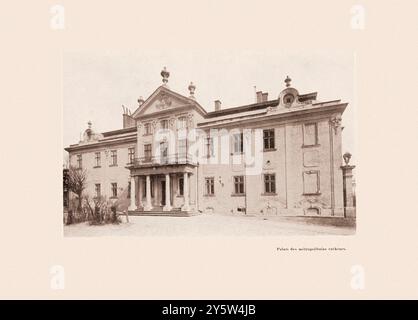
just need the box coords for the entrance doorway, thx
[161,180,166,206]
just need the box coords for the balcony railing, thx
[127,153,195,167]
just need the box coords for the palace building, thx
[64,67,355,218]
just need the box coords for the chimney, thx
[122,105,135,128]
[123,113,135,129]
[256,91,263,103]
[214,100,222,111]
[262,92,268,102]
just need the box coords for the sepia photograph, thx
[63,51,356,236]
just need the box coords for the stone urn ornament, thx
[343,152,352,165]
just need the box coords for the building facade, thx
[65,68,354,217]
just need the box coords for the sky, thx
[63,50,356,162]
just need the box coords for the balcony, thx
[127,153,196,168]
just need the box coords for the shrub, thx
[66,209,73,225]
[110,205,119,224]
[63,194,125,226]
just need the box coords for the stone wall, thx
[196,115,345,217]
[68,142,135,208]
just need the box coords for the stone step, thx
[128,210,194,217]
[134,206,182,212]
[128,204,195,217]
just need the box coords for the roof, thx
[298,92,317,102]
[198,99,347,129]
[102,126,137,137]
[64,78,344,153]
[205,99,278,118]
[203,92,317,119]
[65,126,137,152]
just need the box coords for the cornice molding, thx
[197,103,348,129]
[65,135,137,153]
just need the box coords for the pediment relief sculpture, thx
[155,92,173,110]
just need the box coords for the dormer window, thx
[284,93,294,105]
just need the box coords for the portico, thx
[127,159,195,214]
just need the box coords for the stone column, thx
[163,173,172,211]
[128,176,136,211]
[144,175,152,211]
[137,176,142,209]
[341,152,356,218]
[153,176,159,206]
[181,172,190,211]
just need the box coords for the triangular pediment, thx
[132,86,204,118]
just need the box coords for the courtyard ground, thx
[64,213,355,237]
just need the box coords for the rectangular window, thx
[303,170,320,194]
[95,184,101,198]
[111,182,117,198]
[128,147,135,164]
[144,123,152,135]
[177,116,187,129]
[178,139,187,158]
[110,150,118,166]
[160,141,168,162]
[178,177,184,196]
[206,137,214,157]
[233,176,245,195]
[205,177,215,195]
[233,133,244,154]
[263,129,275,150]
[144,144,152,161]
[303,123,318,146]
[127,181,131,199]
[160,119,169,129]
[76,154,82,169]
[94,152,101,167]
[264,174,276,194]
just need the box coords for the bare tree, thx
[84,194,110,224]
[68,165,88,212]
